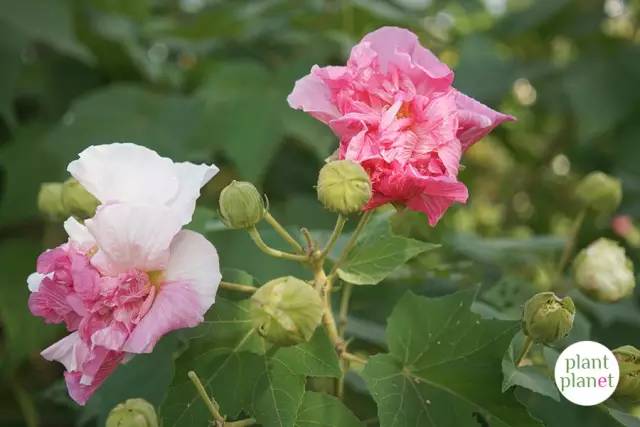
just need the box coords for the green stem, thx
[515,336,534,367]
[342,351,368,365]
[264,211,304,253]
[556,208,586,277]
[248,227,309,262]
[320,215,346,259]
[188,371,225,426]
[329,210,373,278]
[337,283,353,337]
[11,379,38,427]
[220,281,257,294]
[226,418,257,427]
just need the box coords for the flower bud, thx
[575,171,622,214]
[614,346,640,400]
[573,238,635,303]
[37,182,66,221]
[250,276,322,346]
[522,292,575,344]
[106,398,158,427]
[61,178,99,219]
[317,160,371,215]
[219,180,265,229]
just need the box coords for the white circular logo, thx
[554,341,619,406]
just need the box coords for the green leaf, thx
[162,298,340,426]
[80,334,179,426]
[361,289,541,427]
[162,298,263,424]
[0,25,27,126]
[0,126,58,225]
[251,348,306,427]
[43,84,206,168]
[294,391,363,427]
[337,221,438,285]
[502,332,560,401]
[0,0,93,62]
[0,239,60,375]
[274,328,342,378]
[516,389,640,427]
[192,62,287,182]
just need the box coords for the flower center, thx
[147,270,165,287]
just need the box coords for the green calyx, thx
[106,398,158,427]
[317,160,372,215]
[219,180,265,229]
[250,276,322,346]
[522,291,575,344]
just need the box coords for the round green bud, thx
[614,345,640,400]
[317,160,372,215]
[219,180,265,229]
[37,182,66,221]
[106,398,158,427]
[250,276,322,347]
[61,178,99,219]
[575,171,622,214]
[522,292,575,344]
[573,238,635,303]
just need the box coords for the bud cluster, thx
[37,178,99,221]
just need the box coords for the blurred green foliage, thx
[1,0,640,426]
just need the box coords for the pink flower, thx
[288,26,514,225]
[28,144,221,405]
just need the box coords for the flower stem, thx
[329,210,373,278]
[338,283,353,337]
[556,208,586,278]
[264,211,304,253]
[342,351,368,365]
[320,215,347,259]
[226,418,257,427]
[515,336,534,367]
[220,281,257,294]
[188,371,225,426]
[248,227,309,262]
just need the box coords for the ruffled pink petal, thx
[454,90,515,151]
[64,350,124,405]
[287,68,342,123]
[41,332,83,372]
[360,26,453,91]
[85,203,183,275]
[123,281,203,353]
[406,176,468,226]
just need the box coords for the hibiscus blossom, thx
[287,26,514,225]
[28,144,221,405]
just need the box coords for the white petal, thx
[63,217,96,252]
[27,272,51,292]
[67,143,179,206]
[167,162,219,225]
[165,229,221,312]
[85,203,183,275]
[41,332,85,372]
